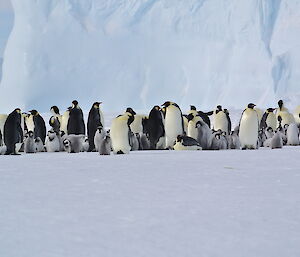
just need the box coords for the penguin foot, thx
[117,150,124,154]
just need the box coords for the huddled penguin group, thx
[1,99,300,155]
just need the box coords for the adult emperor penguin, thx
[61,107,71,134]
[28,110,46,144]
[293,105,300,125]
[173,135,202,150]
[67,100,85,135]
[162,101,184,148]
[213,105,231,135]
[24,131,36,154]
[87,102,104,151]
[4,108,23,155]
[276,100,295,127]
[146,106,165,149]
[260,108,276,131]
[287,123,300,146]
[239,103,259,150]
[49,106,62,133]
[110,112,135,154]
[0,114,8,141]
[224,109,232,133]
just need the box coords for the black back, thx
[87,106,102,151]
[197,111,212,128]
[67,107,85,135]
[33,114,46,144]
[4,109,23,154]
[146,106,165,149]
[260,112,268,130]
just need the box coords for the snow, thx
[1,148,300,257]
[1,0,300,112]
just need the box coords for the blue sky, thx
[0,0,13,57]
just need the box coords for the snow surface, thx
[1,148,300,257]
[1,0,300,112]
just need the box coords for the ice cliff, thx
[0,0,300,112]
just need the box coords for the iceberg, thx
[0,0,300,113]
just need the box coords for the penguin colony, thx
[1,99,300,155]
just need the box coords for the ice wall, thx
[0,0,300,113]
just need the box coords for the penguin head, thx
[28,131,34,138]
[15,108,21,114]
[63,139,71,147]
[267,108,275,113]
[266,127,273,133]
[216,105,222,111]
[126,107,136,116]
[187,113,194,122]
[176,135,183,143]
[278,100,283,109]
[97,126,103,133]
[224,109,229,114]
[153,105,160,111]
[127,113,135,126]
[29,110,38,116]
[72,100,79,108]
[247,103,256,109]
[50,106,60,115]
[190,105,197,111]
[48,130,56,140]
[93,102,102,109]
[162,101,172,108]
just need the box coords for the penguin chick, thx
[35,137,45,152]
[94,126,106,151]
[45,130,60,152]
[24,131,36,153]
[271,131,283,149]
[99,135,112,155]
[65,135,84,153]
[174,135,202,150]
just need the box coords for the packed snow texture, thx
[1,149,300,257]
[1,0,300,112]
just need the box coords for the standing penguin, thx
[287,123,300,146]
[276,100,295,127]
[87,102,104,151]
[49,106,62,133]
[4,108,23,155]
[99,135,112,155]
[28,110,46,144]
[162,101,184,149]
[271,131,283,149]
[67,100,85,135]
[94,125,106,151]
[213,105,231,135]
[61,107,71,134]
[239,103,259,150]
[45,130,61,152]
[24,131,36,153]
[110,112,134,154]
[146,106,165,149]
[260,108,276,131]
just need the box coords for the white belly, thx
[110,116,131,154]
[266,113,276,130]
[239,110,258,148]
[25,115,35,132]
[165,106,183,148]
[213,112,228,134]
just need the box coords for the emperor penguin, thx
[228,126,241,149]
[67,100,85,135]
[265,127,274,139]
[49,106,62,133]
[4,108,23,155]
[197,110,213,128]
[99,135,112,155]
[286,123,300,146]
[173,135,202,150]
[260,108,276,131]
[213,105,230,135]
[129,131,139,151]
[276,100,295,127]
[293,105,300,125]
[94,125,106,151]
[239,103,259,150]
[61,107,71,134]
[0,114,8,142]
[87,102,104,151]
[130,114,147,134]
[195,120,213,150]
[82,137,89,152]
[28,110,46,144]
[45,130,60,152]
[35,137,45,152]
[64,135,84,153]
[110,112,134,154]
[162,101,184,149]
[145,106,165,149]
[270,131,283,149]
[187,107,203,140]
[24,131,36,153]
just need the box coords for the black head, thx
[153,105,160,111]
[278,100,283,108]
[176,135,183,142]
[224,108,229,114]
[162,101,171,107]
[187,113,194,122]
[29,110,38,115]
[72,100,78,107]
[14,108,21,114]
[126,107,136,115]
[217,105,222,111]
[266,127,273,132]
[247,103,256,109]
[267,108,275,113]
[67,106,72,111]
[127,113,135,126]
[51,106,60,114]
[190,105,196,111]
[97,126,103,133]
[93,102,102,108]
[28,131,34,137]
